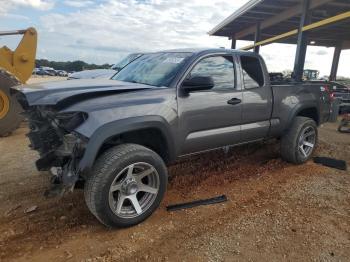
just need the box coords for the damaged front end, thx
[23,106,88,196]
[13,78,157,198]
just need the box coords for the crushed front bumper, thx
[24,108,87,196]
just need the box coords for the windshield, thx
[111,53,143,71]
[112,52,192,87]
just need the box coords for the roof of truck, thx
[151,48,252,54]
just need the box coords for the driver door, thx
[177,54,242,155]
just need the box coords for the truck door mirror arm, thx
[181,76,214,92]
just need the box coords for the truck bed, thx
[269,82,331,136]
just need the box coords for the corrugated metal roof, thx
[208,0,264,35]
[208,0,350,48]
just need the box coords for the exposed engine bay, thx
[23,106,88,195]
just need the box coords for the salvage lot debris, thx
[313,156,347,171]
[166,195,228,211]
[338,115,350,133]
[0,120,349,261]
[4,204,21,217]
[24,205,38,214]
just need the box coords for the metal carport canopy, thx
[209,0,350,49]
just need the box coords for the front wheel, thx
[84,144,168,228]
[280,116,318,164]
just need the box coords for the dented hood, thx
[18,79,155,106]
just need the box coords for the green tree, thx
[35,59,111,72]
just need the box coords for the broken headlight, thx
[55,112,88,132]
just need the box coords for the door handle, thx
[227,98,241,105]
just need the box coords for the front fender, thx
[77,116,176,175]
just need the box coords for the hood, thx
[68,69,116,80]
[17,79,155,107]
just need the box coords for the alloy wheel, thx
[298,126,316,158]
[108,162,160,218]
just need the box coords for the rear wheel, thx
[84,144,168,228]
[0,70,23,136]
[281,116,318,164]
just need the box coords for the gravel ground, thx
[0,120,349,261]
[0,75,349,261]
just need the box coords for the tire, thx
[84,143,168,228]
[280,116,318,164]
[0,70,23,137]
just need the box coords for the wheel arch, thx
[78,116,176,175]
[296,107,319,125]
[285,103,319,132]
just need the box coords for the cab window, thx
[240,56,264,89]
[187,55,235,90]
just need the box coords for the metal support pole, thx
[254,23,261,53]
[329,43,342,81]
[231,38,236,49]
[293,0,311,82]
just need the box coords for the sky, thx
[0,0,349,77]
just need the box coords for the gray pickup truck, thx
[15,48,331,228]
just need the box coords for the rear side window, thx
[188,55,235,90]
[240,56,264,89]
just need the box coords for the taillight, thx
[322,85,334,101]
[323,85,330,92]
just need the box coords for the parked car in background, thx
[45,69,56,76]
[33,68,68,77]
[32,68,41,74]
[56,70,68,77]
[35,69,53,76]
[16,48,332,228]
[33,67,56,76]
[67,53,144,80]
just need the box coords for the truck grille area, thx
[24,108,87,174]
[25,109,63,156]
[27,123,62,154]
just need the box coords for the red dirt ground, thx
[0,121,349,261]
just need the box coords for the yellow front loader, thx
[0,27,37,136]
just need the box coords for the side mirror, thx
[181,76,214,92]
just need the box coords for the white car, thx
[67,53,144,80]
